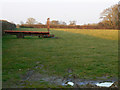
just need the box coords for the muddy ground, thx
[14,63,118,88]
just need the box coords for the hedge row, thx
[1,20,16,35]
[19,24,117,29]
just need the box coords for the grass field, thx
[54,29,118,40]
[2,28,118,88]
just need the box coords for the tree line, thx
[20,18,76,26]
[20,4,119,29]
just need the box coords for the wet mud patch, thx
[19,71,118,88]
[17,64,118,88]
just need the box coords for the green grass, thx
[55,28,118,40]
[2,28,118,87]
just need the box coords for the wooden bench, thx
[4,30,54,38]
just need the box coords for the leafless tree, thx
[100,4,118,29]
[69,21,76,25]
[26,18,36,25]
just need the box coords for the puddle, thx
[57,77,116,88]
[62,82,74,86]
[96,82,114,87]
[61,79,116,88]
[67,82,74,86]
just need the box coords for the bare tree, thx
[20,21,24,25]
[50,20,60,25]
[59,21,67,25]
[100,4,118,29]
[37,22,43,25]
[69,21,76,25]
[26,18,36,25]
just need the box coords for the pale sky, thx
[0,0,119,25]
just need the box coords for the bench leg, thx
[16,33,24,38]
[38,35,40,38]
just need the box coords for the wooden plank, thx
[4,30,49,34]
[4,30,54,38]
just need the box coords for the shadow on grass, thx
[3,35,61,40]
[3,35,57,40]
